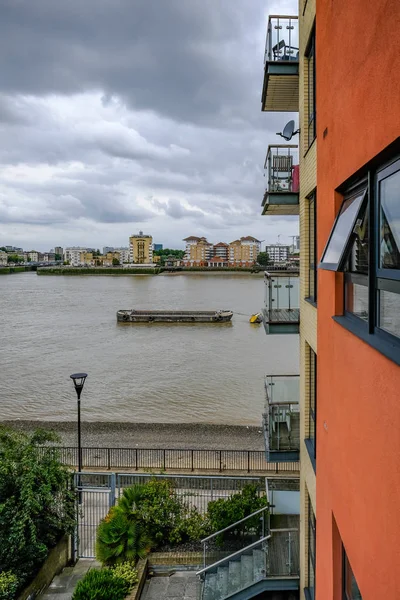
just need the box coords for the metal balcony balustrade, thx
[261,15,299,112]
[262,145,299,216]
[197,503,300,599]
[263,375,300,462]
[262,272,300,334]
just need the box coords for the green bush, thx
[0,572,19,600]
[207,484,268,543]
[72,569,128,600]
[0,427,75,590]
[109,562,138,588]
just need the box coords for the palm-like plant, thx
[96,486,152,565]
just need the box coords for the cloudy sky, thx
[0,0,298,251]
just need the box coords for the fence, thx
[74,472,266,558]
[47,446,299,474]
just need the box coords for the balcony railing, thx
[263,375,300,462]
[262,272,300,334]
[261,15,299,112]
[262,145,299,216]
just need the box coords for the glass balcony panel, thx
[265,16,299,64]
[263,375,300,461]
[263,272,300,333]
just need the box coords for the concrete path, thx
[38,559,100,600]
[142,572,201,600]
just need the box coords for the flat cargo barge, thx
[117,309,233,323]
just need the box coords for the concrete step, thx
[216,566,229,599]
[203,572,217,600]
[240,553,254,588]
[227,560,241,596]
[252,549,266,581]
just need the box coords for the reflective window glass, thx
[343,550,362,600]
[379,289,400,338]
[380,170,400,269]
[345,282,368,322]
[320,191,365,270]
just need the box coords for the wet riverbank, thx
[1,421,265,450]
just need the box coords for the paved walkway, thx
[38,559,100,600]
[142,572,201,600]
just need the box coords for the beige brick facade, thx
[299,0,317,597]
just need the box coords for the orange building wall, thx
[316,1,400,598]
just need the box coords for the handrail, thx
[201,505,270,543]
[196,535,271,576]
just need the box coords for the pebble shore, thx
[1,421,265,450]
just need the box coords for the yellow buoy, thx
[250,313,262,324]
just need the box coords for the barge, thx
[117,309,233,323]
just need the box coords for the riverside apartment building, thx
[260,1,400,599]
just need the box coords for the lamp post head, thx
[70,373,88,399]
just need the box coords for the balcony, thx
[263,375,300,462]
[262,272,300,334]
[261,15,299,112]
[262,145,299,215]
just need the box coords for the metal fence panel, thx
[48,446,299,474]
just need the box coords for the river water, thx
[0,273,299,425]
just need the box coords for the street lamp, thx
[70,373,88,475]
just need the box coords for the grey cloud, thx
[0,0,267,127]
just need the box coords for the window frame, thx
[305,499,316,599]
[322,145,400,363]
[319,187,367,272]
[305,28,316,148]
[305,345,317,472]
[342,546,362,600]
[306,192,317,304]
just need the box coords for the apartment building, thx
[79,252,94,266]
[114,247,130,264]
[183,236,212,265]
[0,251,7,265]
[265,244,290,263]
[129,231,153,264]
[229,236,261,266]
[55,246,63,257]
[64,247,87,266]
[212,242,229,261]
[261,2,400,599]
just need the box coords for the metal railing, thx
[265,15,299,63]
[264,376,300,453]
[264,145,299,195]
[197,527,299,579]
[197,535,270,577]
[200,505,270,571]
[40,446,300,474]
[264,272,300,316]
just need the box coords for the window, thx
[320,188,367,271]
[307,192,317,302]
[305,345,317,470]
[304,497,316,599]
[343,548,362,599]
[306,29,316,147]
[319,150,400,362]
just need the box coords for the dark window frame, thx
[342,546,362,599]
[304,499,316,599]
[306,192,317,304]
[305,345,317,471]
[305,28,316,148]
[319,146,400,363]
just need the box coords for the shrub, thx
[72,569,128,600]
[0,427,75,590]
[109,562,138,589]
[0,572,19,600]
[207,484,268,543]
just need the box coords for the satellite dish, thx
[276,120,300,141]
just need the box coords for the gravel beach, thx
[1,421,265,450]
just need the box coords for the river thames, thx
[0,273,299,425]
